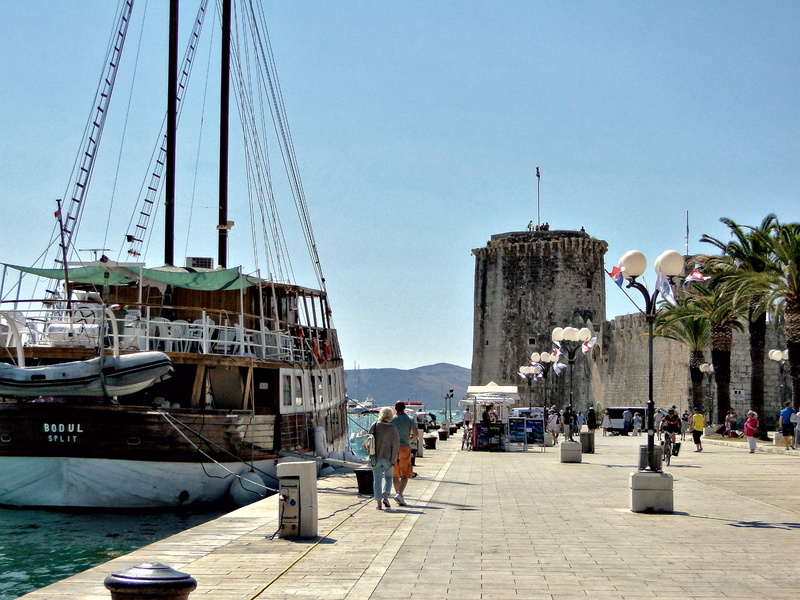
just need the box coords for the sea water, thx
[0,415,380,598]
[348,412,377,460]
[0,506,223,600]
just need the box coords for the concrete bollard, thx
[104,562,196,600]
[559,440,582,463]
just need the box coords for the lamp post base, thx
[629,471,673,513]
[559,440,582,463]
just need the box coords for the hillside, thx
[344,363,471,412]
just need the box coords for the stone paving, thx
[19,430,800,600]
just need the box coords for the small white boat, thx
[0,352,173,397]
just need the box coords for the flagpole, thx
[536,166,541,228]
[685,210,689,255]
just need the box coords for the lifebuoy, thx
[323,341,331,360]
[312,339,320,361]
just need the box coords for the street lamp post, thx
[618,249,684,473]
[769,349,789,407]
[519,351,557,409]
[700,363,715,425]
[518,364,540,408]
[444,389,454,425]
[532,351,557,409]
[551,326,592,442]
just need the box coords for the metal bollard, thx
[104,562,197,600]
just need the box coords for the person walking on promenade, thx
[562,406,575,441]
[462,407,473,429]
[369,407,399,510]
[632,412,642,436]
[681,411,689,441]
[548,409,561,443]
[744,411,759,454]
[622,408,633,436]
[691,406,705,452]
[576,411,585,434]
[601,410,611,436]
[586,407,597,433]
[725,408,738,437]
[779,401,796,450]
[391,401,418,506]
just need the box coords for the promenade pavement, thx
[19,430,800,600]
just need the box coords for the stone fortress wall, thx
[471,229,788,425]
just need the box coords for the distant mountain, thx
[344,363,471,412]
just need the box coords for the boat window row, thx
[280,369,344,414]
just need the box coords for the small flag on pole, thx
[605,266,625,288]
[656,269,678,306]
[681,269,711,286]
[536,166,540,179]
[54,209,61,220]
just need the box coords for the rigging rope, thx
[47,0,135,275]
[157,409,279,493]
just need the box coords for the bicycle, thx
[662,431,681,466]
[662,432,673,466]
[461,424,473,451]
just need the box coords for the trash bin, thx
[424,434,437,450]
[355,466,373,495]
[438,429,448,441]
[638,445,662,471]
[580,431,595,453]
[449,425,457,435]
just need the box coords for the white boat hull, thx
[0,455,285,509]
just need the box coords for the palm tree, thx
[701,214,779,438]
[654,298,710,411]
[681,277,745,425]
[722,221,800,410]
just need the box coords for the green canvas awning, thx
[3,263,257,291]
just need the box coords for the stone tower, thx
[471,230,608,411]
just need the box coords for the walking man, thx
[691,406,705,452]
[779,401,796,450]
[622,408,633,436]
[391,401,418,506]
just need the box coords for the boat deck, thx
[17,432,800,600]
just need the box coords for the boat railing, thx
[0,304,340,364]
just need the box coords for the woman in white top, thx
[547,410,561,444]
[601,410,612,436]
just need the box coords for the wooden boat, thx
[0,0,351,509]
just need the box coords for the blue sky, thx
[1,1,798,370]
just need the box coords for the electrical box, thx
[276,461,318,539]
[278,476,301,538]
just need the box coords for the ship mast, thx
[218,0,231,268]
[164,0,179,266]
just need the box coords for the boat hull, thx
[0,455,280,509]
[0,400,347,508]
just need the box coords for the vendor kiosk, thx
[507,407,546,452]
[461,382,521,451]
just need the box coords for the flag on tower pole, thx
[535,166,541,228]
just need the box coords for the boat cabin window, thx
[315,375,324,405]
[282,375,292,407]
[294,375,303,406]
